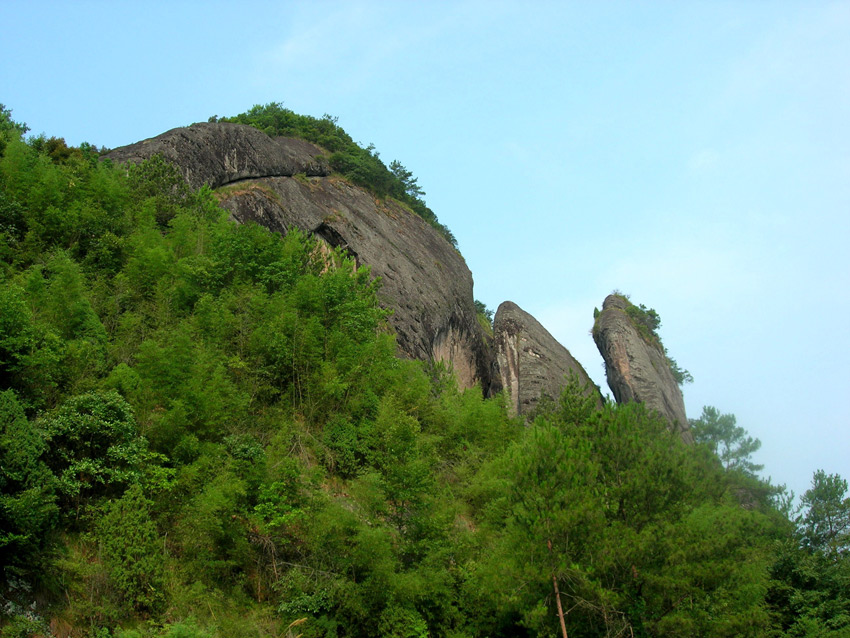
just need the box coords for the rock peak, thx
[106,122,330,190]
[593,294,693,443]
[494,301,601,417]
[602,293,629,311]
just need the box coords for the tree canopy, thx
[690,405,763,476]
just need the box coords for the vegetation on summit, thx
[1,104,849,638]
[216,103,457,248]
[595,293,694,387]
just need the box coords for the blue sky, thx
[3,0,848,499]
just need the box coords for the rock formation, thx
[107,122,696,428]
[494,301,601,417]
[106,123,496,393]
[106,122,330,189]
[592,294,693,443]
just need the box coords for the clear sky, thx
[3,0,848,500]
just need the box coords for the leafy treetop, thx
[0,104,28,136]
[0,104,30,156]
[799,470,850,558]
[690,405,763,476]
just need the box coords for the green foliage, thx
[470,381,780,637]
[0,615,48,638]
[0,190,26,258]
[0,104,29,137]
[0,136,131,268]
[126,154,200,227]
[767,471,850,636]
[0,280,65,409]
[769,538,850,637]
[799,470,850,557]
[625,301,661,340]
[40,390,151,506]
[690,405,763,476]
[667,356,694,386]
[389,160,425,199]
[495,420,602,634]
[377,604,429,638]
[0,389,57,571]
[473,299,494,335]
[0,104,29,156]
[95,483,166,612]
[174,458,253,585]
[553,371,599,426]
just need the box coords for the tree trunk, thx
[548,538,568,638]
[552,573,569,638]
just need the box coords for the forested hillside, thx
[1,104,848,638]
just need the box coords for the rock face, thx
[494,301,601,417]
[106,122,330,189]
[106,123,496,393]
[592,294,693,443]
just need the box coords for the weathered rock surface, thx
[592,294,693,443]
[106,122,330,189]
[221,177,496,391]
[106,123,497,392]
[494,301,601,417]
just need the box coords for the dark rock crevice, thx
[313,221,360,267]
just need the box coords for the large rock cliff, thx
[494,301,601,416]
[592,294,693,442]
[106,123,496,392]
